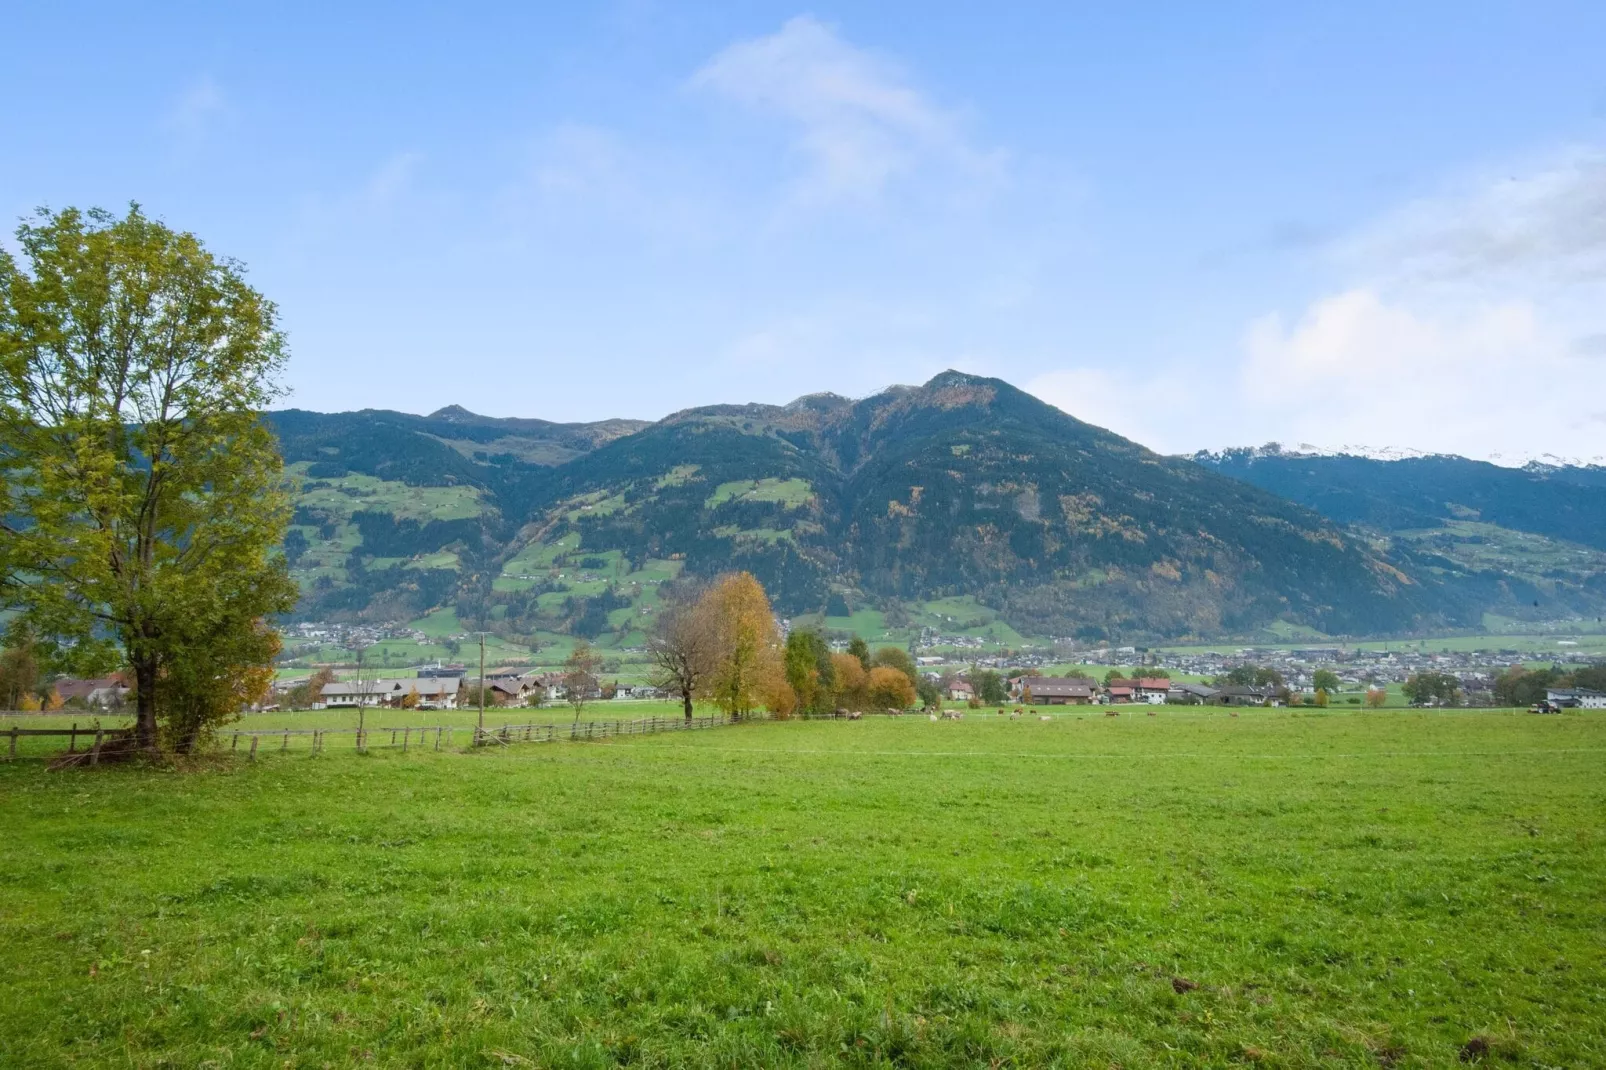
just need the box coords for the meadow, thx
[3,709,1603,1067]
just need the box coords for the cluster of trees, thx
[1216,666,1287,688]
[1,206,297,752]
[1402,671,1462,706]
[648,575,925,720]
[1493,664,1606,708]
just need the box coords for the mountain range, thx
[267,372,1606,645]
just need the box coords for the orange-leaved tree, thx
[696,572,782,719]
[866,666,916,710]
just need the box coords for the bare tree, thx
[564,639,601,723]
[648,599,717,721]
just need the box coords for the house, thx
[1104,684,1135,703]
[1167,682,1220,705]
[320,678,459,710]
[948,679,976,702]
[1133,678,1172,704]
[52,675,131,708]
[1545,688,1606,709]
[1215,685,1280,707]
[1012,676,1097,705]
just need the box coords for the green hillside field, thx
[3,709,1603,1066]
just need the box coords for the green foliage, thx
[0,205,297,749]
[847,635,871,670]
[971,667,1006,704]
[783,629,834,715]
[1402,671,1462,707]
[870,645,918,687]
[1493,666,1561,708]
[1313,668,1341,693]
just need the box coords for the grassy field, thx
[3,710,1604,1067]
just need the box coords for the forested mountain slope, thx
[1196,447,1606,621]
[268,374,1476,641]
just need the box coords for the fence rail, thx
[3,712,748,761]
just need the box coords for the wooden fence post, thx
[7,725,16,760]
[282,730,289,752]
[91,728,103,766]
[403,726,410,752]
[68,723,77,753]
[249,735,258,760]
[231,732,239,751]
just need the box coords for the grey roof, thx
[1016,676,1096,696]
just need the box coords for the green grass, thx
[3,709,1604,1066]
[705,477,814,509]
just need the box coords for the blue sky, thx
[6,2,1605,461]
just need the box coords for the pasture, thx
[3,709,1603,1067]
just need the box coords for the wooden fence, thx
[2,712,745,760]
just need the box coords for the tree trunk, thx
[683,690,693,721]
[133,655,160,751]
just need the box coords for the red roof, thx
[1134,678,1172,690]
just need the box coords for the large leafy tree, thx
[698,571,782,719]
[0,205,297,751]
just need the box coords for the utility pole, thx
[478,632,486,739]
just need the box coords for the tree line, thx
[647,572,924,720]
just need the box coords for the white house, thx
[320,678,459,710]
[1546,687,1606,709]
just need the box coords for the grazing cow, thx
[847,711,863,721]
[929,713,939,721]
[1009,710,1020,720]
[1039,715,1052,722]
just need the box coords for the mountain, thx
[1196,446,1606,621]
[269,373,1475,643]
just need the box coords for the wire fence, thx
[1,712,749,761]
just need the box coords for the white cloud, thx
[1240,289,1605,460]
[1338,148,1606,286]
[691,15,998,203]
[1228,147,1606,464]
[163,76,227,139]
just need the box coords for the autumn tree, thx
[1365,688,1388,709]
[871,646,919,689]
[649,596,718,721]
[866,665,916,710]
[831,653,868,711]
[565,639,602,722]
[0,205,297,751]
[287,667,337,710]
[698,572,782,719]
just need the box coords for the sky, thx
[5,2,1606,462]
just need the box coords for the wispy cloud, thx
[162,76,228,140]
[1233,146,1606,462]
[691,15,999,204]
[1336,148,1606,286]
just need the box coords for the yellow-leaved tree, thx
[696,572,783,719]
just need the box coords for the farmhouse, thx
[320,678,459,710]
[1215,685,1280,707]
[1133,678,1172,704]
[1011,676,1096,704]
[1545,687,1606,709]
[948,679,976,702]
[1167,682,1221,705]
[51,674,131,708]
